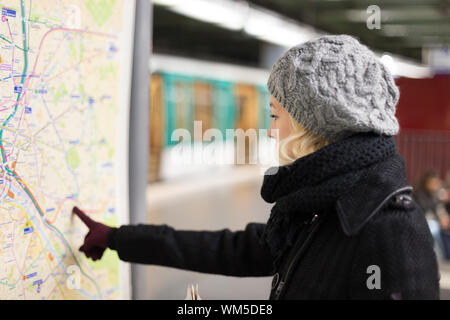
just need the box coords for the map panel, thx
[0,0,133,299]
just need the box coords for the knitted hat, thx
[267,34,400,143]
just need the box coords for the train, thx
[149,54,450,186]
[149,54,274,182]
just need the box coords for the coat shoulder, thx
[360,194,433,246]
[337,186,421,237]
[371,192,427,225]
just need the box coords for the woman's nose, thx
[268,125,279,140]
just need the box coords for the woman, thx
[74,35,439,299]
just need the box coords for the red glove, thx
[72,206,113,261]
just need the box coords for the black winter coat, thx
[107,133,440,300]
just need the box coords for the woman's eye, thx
[270,114,278,119]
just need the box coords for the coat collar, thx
[335,154,413,237]
[260,133,408,270]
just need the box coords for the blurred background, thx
[140,0,450,299]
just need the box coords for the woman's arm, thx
[108,223,274,277]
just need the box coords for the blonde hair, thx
[277,115,330,166]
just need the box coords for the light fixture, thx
[243,7,316,47]
[380,53,431,78]
[153,0,316,47]
[380,54,398,75]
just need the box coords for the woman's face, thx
[268,95,293,141]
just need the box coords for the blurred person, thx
[414,170,450,259]
[73,35,439,300]
[414,170,449,226]
[444,170,450,214]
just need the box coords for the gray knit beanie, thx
[267,34,400,143]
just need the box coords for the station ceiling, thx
[153,5,263,66]
[246,0,450,61]
[152,1,450,66]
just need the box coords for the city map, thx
[0,0,133,299]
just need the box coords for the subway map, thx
[0,0,133,299]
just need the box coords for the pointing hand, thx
[72,206,113,261]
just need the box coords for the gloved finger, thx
[86,247,104,261]
[83,249,93,259]
[73,206,97,230]
[87,246,103,257]
[80,241,103,254]
[79,244,90,254]
[84,231,92,242]
[91,250,104,261]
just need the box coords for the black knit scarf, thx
[259,132,398,270]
